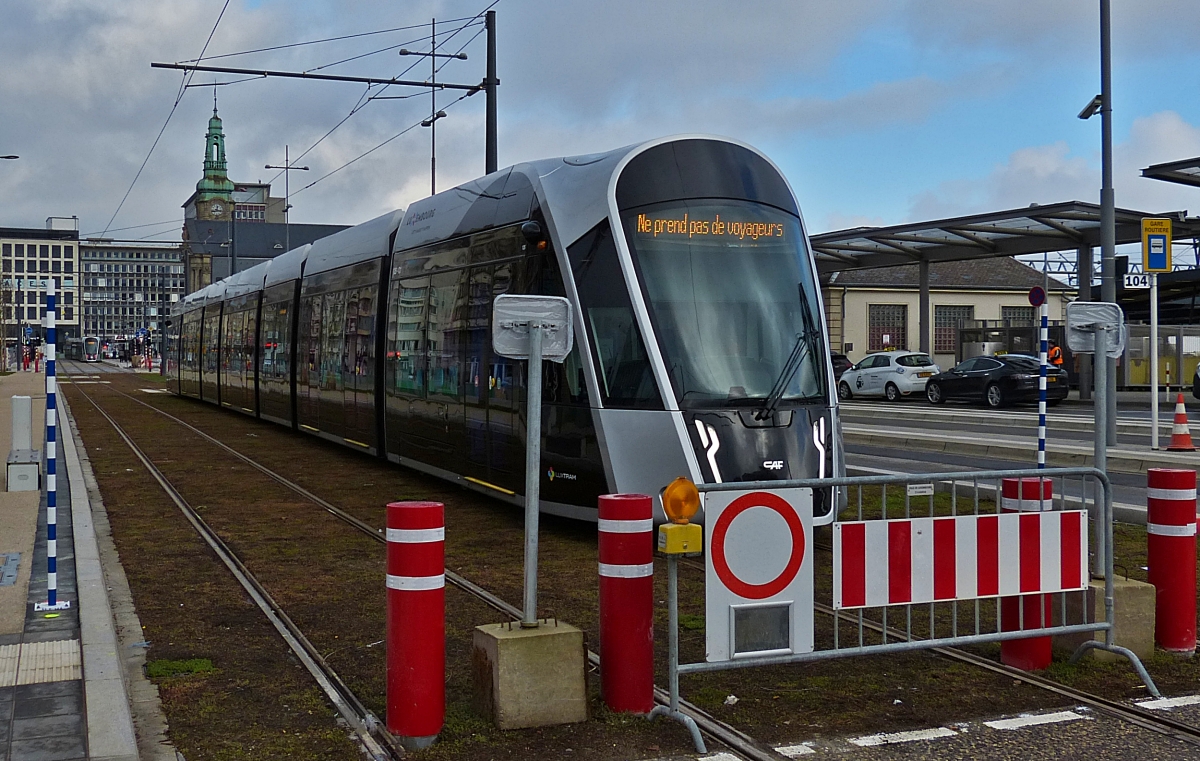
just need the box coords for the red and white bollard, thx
[386,501,445,749]
[1147,468,1197,653]
[1000,477,1053,670]
[598,493,655,713]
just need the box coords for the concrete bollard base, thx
[472,620,588,730]
[1054,578,1156,662]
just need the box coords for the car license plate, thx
[918,372,932,378]
[1047,376,1056,382]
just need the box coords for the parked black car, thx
[832,353,853,381]
[1193,363,1199,400]
[926,354,1068,409]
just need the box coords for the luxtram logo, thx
[546,468,577,482]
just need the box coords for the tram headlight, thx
[662,476,700,524]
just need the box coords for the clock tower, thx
[194,101,234,221]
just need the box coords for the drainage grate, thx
[0,552,18,586]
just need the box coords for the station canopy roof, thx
[1141,157,1200,188]
[809,200,1200,273]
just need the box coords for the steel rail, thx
[65,384,404,761]
[67,372,785,761]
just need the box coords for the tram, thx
[168,136,843,522]
[83,336,100,362]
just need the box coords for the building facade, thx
[0,224,81,342]
[180,104,347,293]
[823,257,1073,368]
[79,241,185,341]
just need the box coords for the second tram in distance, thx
[168,135,842,521]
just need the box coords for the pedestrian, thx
[1048,340,1063,368]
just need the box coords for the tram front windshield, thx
[623,200,825,408]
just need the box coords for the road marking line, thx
[774,743,816,757]
[848,727,957,746]
[984,710,1086,730]
[1136,695,1200,710]
[699,753,743,761]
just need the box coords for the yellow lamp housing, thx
[662,476,700,525]
[658,523,703,555]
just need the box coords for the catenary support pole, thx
[521,322,543,627]
[485,10,498,175]
[1151,272,1160,449]
[1099,0,1117,445]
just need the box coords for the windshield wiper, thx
[755,332,812,421]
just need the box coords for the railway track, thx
[62,366,1200,756]
[63,371,783,761]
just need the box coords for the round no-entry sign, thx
[1028,286,1046,308]
[704,487,815,663]
[710,491,806,599]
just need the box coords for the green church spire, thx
[196,96,234,201]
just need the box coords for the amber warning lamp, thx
[658,477,703,555]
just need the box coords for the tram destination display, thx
[634,211,786,242]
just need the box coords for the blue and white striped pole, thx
[36,279,69,612]
[1037,302,1048,469]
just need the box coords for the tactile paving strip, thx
[0,638,82,686]
[0,643,17,686]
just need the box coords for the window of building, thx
[52,245,60,258]
[868,304,908,351]
[65,261,73,273]
[39,245,48,258]
[934,305,974,353]
[1001,306,1036,323]
[1,244,9,256]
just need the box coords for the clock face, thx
[210,203,223,216]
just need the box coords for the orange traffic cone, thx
[1167,393,1196,452]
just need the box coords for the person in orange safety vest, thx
[1048,341,1063,367]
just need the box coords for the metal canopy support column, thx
[1078,245,1093,401]
[919,259,930,354]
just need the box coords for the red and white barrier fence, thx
[386,501,444,749]
[834,509,1087,609]
[598,493,655,713]
[1146,468,1197,653]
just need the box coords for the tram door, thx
[409,269,466,473]
[462,259,522,490]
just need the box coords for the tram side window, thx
[427,269,466,400]
[566,221,661,409]
[388,277,428,396]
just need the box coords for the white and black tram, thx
[167,135,843,521]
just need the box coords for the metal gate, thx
[652,467,1158,752]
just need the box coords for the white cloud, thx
[906,111,1200,223]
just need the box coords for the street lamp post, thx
[1078,0,1117,445]
[400,18,467,196]
[265,145,309,254]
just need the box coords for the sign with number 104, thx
[1142,218,1172,273]
[1124,273,1151,289]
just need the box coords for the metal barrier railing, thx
[652,467,1158,753]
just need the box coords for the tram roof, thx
[809,200,1200,273]
[1142,157,1200,188]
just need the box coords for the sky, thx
[1,0,1199,245]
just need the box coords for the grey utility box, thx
[7,395,39,492]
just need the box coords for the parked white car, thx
[838,351,941,402]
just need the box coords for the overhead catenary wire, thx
[101,0,231,236]
[291,87,478,197]
[264,0,498,187]
[180,17,477,63]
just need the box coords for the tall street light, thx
[400,18,468,195]
[1078,0,1117,444]
[265,145,309,254]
